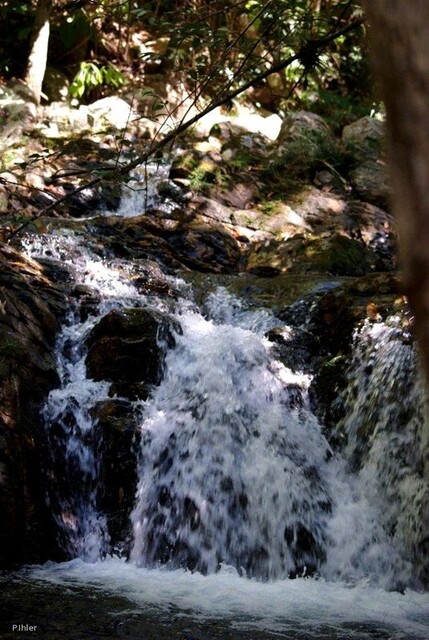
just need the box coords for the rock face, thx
[0,244,68,567]
[246,234,381,277]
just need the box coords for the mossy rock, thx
[342,116,384,162]
[291,235,376,276]
[247,234,377,277]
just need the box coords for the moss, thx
[0,336,25,379]
[296,235,371,276]
[188,159,227,193]
[0,336,26,358]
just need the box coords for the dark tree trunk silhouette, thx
[363,1,429,387]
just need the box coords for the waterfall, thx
[21,232,428,590]
[113,161,176,218]
[15,227,429,639]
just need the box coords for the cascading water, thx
[131,300,333,579]
[113,161,178,218]
[41,308,111,562]
[23,231,421,588]
[22,234,174,561]
[13,202,429,637]
[329,318,429,589]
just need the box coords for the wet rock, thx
[63,181,121,217]
[276,272,405,439]
[309,355,349,443]
[346,200,397,269]
[91,216,187,271]
[166,222,242,273]
[267,326,320,373]
[70,284,101,321]
[0,243,68,568]
[112,209,243,273]
[86,308,179,397]
[284,522,326,578]
[91,399,140,554]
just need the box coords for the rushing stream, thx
[2,181,429,638]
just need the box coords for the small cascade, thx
[41,308,112,561]
[331,317,429,588]
[112,162,177,217]
[131,308,333,579]
[22,234,163,560]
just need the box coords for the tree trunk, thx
[362,1,429,384]
[25,0,52,104]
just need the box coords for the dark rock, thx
[267,326,320,373]
[0,243,68,568]
[167,223,242,273]
[277,271,406,442]
[349,160,390,208]
[86,308,179,397]
[91,399,140,555]
[62,181,121,217]
[309,355,349,444]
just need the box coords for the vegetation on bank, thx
[0,0,382,238]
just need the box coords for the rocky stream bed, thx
[0,92,428,638]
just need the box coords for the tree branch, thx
[5,15,364,241]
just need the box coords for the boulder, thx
[166,222,242,273]
[349,160,390,207]
[278,111,334,146]
[342,116,385,161]
[246,234,379,277]
[86,308,179,398]
[87,97,137,131]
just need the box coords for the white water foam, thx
[26,558,429,639]
[131,308,332,579]
[113,162,173,217]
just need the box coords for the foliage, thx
[0,0,371,116]
[69,62,124,100]
[129,1,369,113]
[188,159,225,192]
[0,0,376,239]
